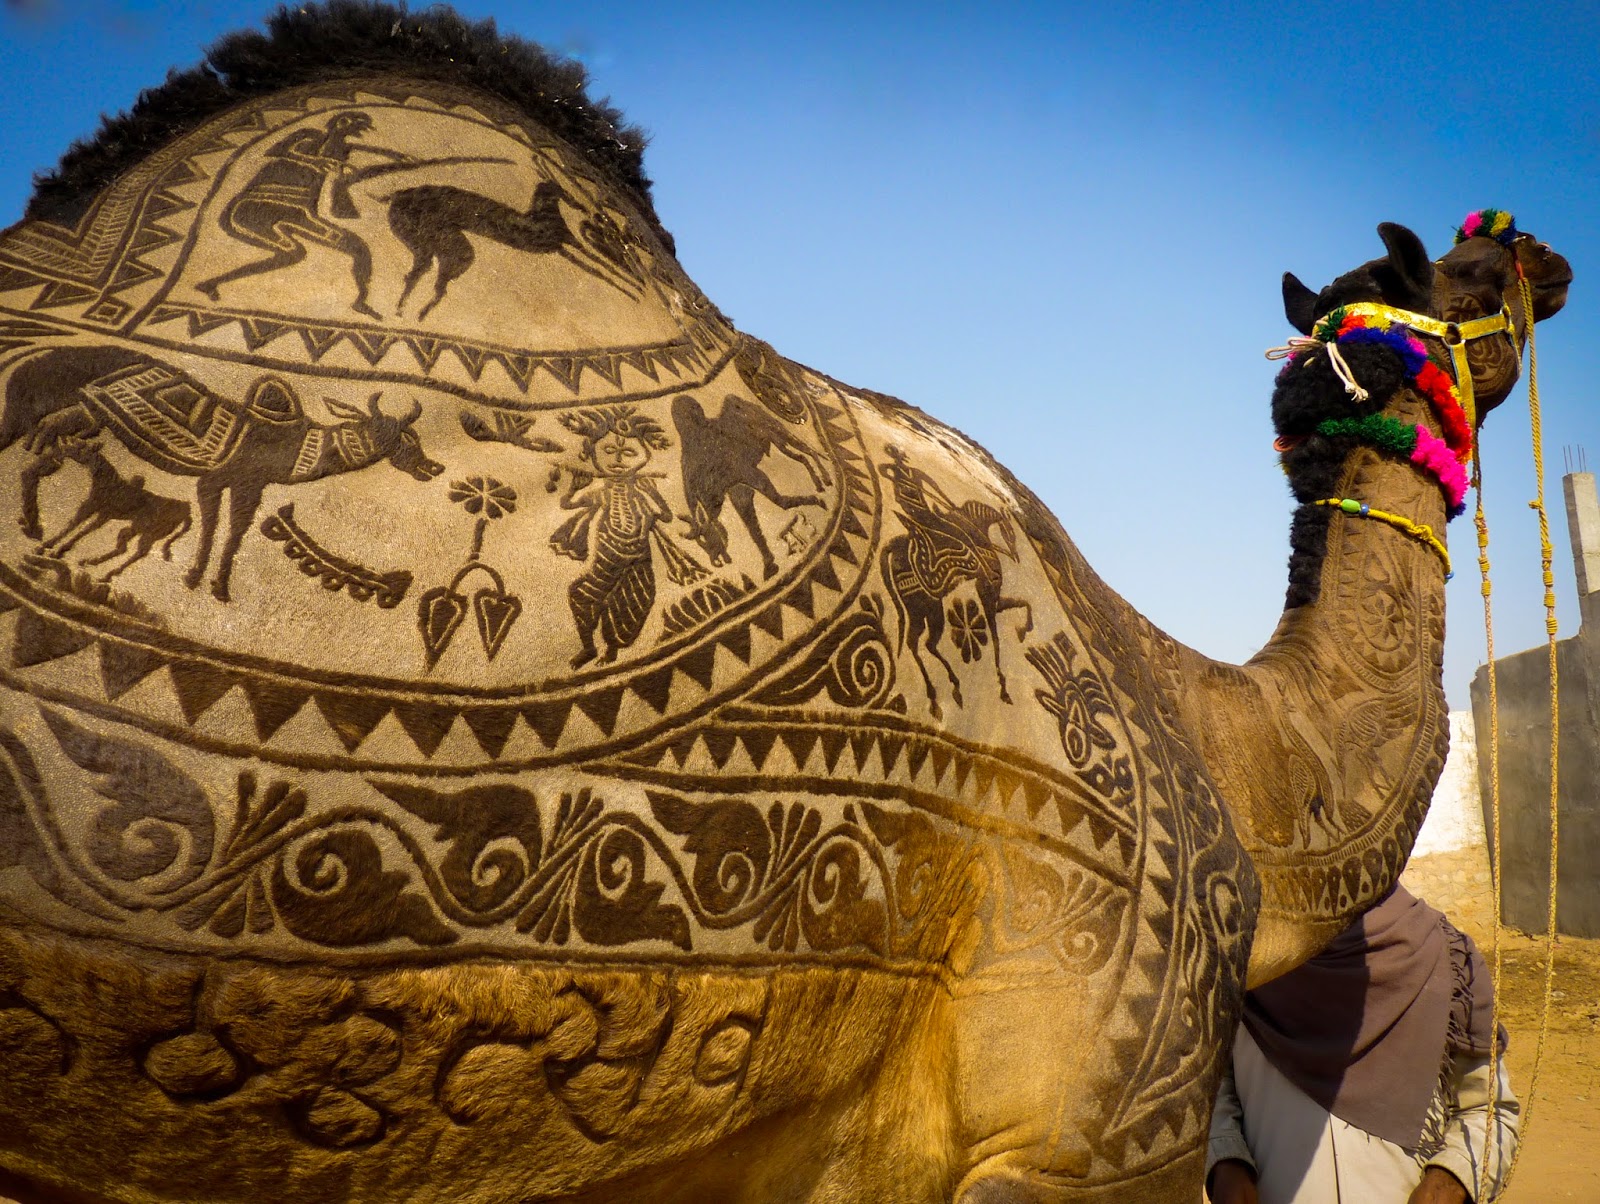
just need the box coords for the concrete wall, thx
[1469,474,1600,936]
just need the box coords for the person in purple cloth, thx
[1206,885,1519,1204]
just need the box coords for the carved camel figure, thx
[0,6,1572,1203]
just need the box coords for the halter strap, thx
[1325,302,1519,428]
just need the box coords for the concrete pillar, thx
[1564,471,1600,598]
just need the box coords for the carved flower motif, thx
[447,476,517,519]
[947,597,989,663]
[1359,580,1406,653]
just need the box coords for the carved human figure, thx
[195,111,407,317]
[550,405,706,666]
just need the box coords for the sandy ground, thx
[1466,927,1600,1203]
[1402,846,1600,1203]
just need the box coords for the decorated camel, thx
[0,6,1571,1203]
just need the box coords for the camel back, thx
[0,58,1286,1203]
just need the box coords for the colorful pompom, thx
[1454,208,1519,246]
[1275,281,1487,514]
[1309,414,1467,516]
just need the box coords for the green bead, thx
[1340,499,1362,514]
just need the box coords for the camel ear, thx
[1282,272,1318,334]
[1376,222,1433,306]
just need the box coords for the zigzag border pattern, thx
[138,303,725,397]
[602,707,1140,878]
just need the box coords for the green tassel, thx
[1316,415,1418,456]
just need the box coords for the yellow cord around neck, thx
[1312,497,1452,578]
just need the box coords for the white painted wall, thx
[1413,711,1486,856]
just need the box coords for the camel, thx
[0,6,1571,1203]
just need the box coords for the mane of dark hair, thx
[1271,341,1411,608]
[26,0,670,250]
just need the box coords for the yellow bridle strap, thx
[1329,302,1520,429]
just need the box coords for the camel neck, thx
[1160,387,1454,983]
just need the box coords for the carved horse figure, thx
[880,445,1034,714]
[0,7,1571,1204]
[1,346,442,600]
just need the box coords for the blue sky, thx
[2,0,1597,710]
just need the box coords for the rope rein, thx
[1482,268,1561,1200]
[1478,437,1506,1203]
[1476,263,1560,1203]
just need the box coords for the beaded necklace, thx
[1313,497,1452,579]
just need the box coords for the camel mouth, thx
[1522,247,1572,320]
[1530,274,1571,322]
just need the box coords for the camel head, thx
[1273,223,1449,451]
[1273,223,1472,607]
[325,393,444,482]
[1281,222,1434,336]
[1431,210,1571,421]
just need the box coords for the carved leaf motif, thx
[795,840,887,954]
[648,791,771,915]
[271,827,456,947]
[650,791,887,955]
[1026,635,1117,768]
[573,827,691,950]
[42,708,214,888]
[0,727,86,911]
[459,408,564,453]
[858,802,950,927]
[371,780,542,914]
[177,772,307,936]
[417,586,468,668]
[476,789,692,951]
[752,596,898,710]
[472,588,522,659]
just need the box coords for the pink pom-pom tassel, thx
[1412,427,1469,508]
